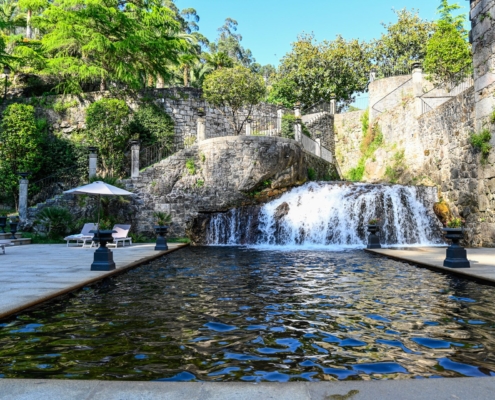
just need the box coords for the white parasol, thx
[64,181,134,229]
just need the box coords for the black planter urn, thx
[0,216,7,234]
[89,230,116,271]
[367,225,381,249]
[9,221,18,240]
[154,225,169,251]
[442,228,470,268]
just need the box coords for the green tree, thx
[203,65,266,135]
[18,0,47,39]
[85,98,131,176]
[424,1,471,87]
[276,34,371,106]
[35,0,190,93]
[372,9,434,77]
[0,103,45,208]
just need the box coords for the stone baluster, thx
[315,138,321,157]
[277,107,283,133]
[130,140,140,179]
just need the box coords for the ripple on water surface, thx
[1,247,495,381]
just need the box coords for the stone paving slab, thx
[0,243,188,320]
[366,247,495,284]
[1,378,495,399]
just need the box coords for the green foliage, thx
[346,122,383,182]
[200,153,206,162]
[307,168,316,181]
[35,0,189,93]
[0,103,45,207]
[35,206,73,239]
[447,217,463,228]
[372,9,434,77]
[196,179,204,188]
[277,33,371,106]
[280,113,311,139]
[203,65,266,134]
[52,98,78,113]
[127,103,174,147]
[361,109,369,135]
[424,1,471,87]
[470,129,492,164]
[385,150,406,183]
[85,98,131,177]
[153,211,172,226]
[185,158,196,175]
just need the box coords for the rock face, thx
[124,136,336,238]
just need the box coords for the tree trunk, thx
[26,10,32,39]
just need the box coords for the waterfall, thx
[205,182,444,248]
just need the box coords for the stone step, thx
[0,232,23,240]
[9,238,32,246]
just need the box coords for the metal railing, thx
[302,101,332,116]
[418,69,474,116]
[371,77,413,114]
[374,62,413,79]
[28,166,85,207]
[139,136,183,171]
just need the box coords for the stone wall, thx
[334,110,365,175]
[471,0,495,133]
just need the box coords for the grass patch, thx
[21,232,63,244]
[186,158,196,175]
[168,237,191,243]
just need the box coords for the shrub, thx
[153,211,172,226]
[447,217,463,228]
[307,168,317,181]
[196,179,204,188]
[35,206,74,239]
[186,158,196,175]
[470,129,492,164]
[127,103,174,147]
[85,98,131,177]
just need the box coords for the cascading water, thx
[205,182,444,248]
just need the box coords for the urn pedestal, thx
[90,230,116,271]
[442,228,470,268]
[9,222,18,240]
[154,226,169,251]
[367,225,381,249]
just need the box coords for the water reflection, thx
[1,247,495,381]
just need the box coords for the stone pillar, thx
[471,0,495,133]
[369,68,377,83]
[294,104,302,142]
[197,109,206,142]
[18,178,28,223]
[315,138,321,157]
[412,63,424,117]
[277,107,283,132]
[88,147,97,180]
[330,97,336,115]
[130,140,140,179]
[245,118,252,136]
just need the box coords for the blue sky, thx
[174,0,470,67]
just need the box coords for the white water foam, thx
[206,182,444,248]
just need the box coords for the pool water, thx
[1,247,495,381]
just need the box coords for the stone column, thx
[88,147,97,180]
[18,177,28,223]
[130,140,140,179]
[245,118,252,136]
[330,97,336,115]
[412,63,424,117]
[315,138,321,157]
[277,107,283,132]
[294,104,302,142]
[197,109,206,142]
[471,0,495,133]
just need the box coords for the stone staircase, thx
[0,232,32,246]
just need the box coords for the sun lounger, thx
[64,223,98,247]
[107,224,132,248]
[0,239,13,255]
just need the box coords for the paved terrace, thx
[366,247,495,285]
[0,243,188,320]
[1,378,495,399]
